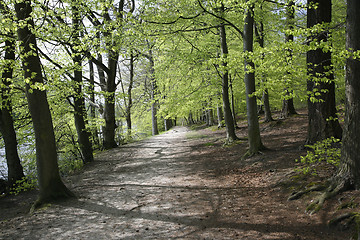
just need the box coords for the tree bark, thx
[243,1,264,156]
[15,0,74,207]
[281,0,297,118]
[336,0,360,189]
[103,49,119,148]
[219,4,238,142]
[71,3,94,163]
[306,0,342,144]
[0,24,24,186]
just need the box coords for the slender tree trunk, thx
[243,1,264,156]
[334,0,360,189]
[88,60,100,147]
[281,0,297,118]
[217,104,224,128]
[125,51,134,138]
[306,0,342,144]
[71,3,93,163]
[15,0,74,208]
[255,19,273,122]
[148,50,159,136]
[219,4,237,142]
[0,27,24,186]
[229,77,239,127]
[188,111,195,125]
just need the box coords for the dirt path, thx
[0,121,352,239]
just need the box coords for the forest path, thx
[0,122,348,239]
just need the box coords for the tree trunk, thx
[103,51,119,149]
[71,3,93,163]
[15,0,74,207]
[88,60,100,147]
[243,1,265,156]
[281,0,297,118]
[335,0,360,189]
[164,118,173,131]
[306,0,342,144]
[102,1,125,149]
[0,29,24,186]
[125,51,134,138]
[188,111,195,125]
[219,4,237,142]
[229,77,239,127]
[217,104,224,128]
[207,108,215,126]
[149,50,159,136]
[255,19,273,123]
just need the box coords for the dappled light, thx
[1,116,352,239]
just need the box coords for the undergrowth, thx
[296,137,341,176]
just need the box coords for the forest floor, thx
[0,110,359,239]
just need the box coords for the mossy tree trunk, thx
[15,0,74,207]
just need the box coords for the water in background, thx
[0,149,7,180]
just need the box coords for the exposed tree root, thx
[224,136,247,146]
[288,184,327,201]
[30,186,76,214]
[328,212,358,229]
[241,145,268,160]
[305,177,352,215]
[288,171,354,215]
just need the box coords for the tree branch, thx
[197,0,244,39]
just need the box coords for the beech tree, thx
[335,0,360,190]
[219,4,238,142]
[243,0,265,157]
[306,0,342,144]
[281,0,297,118]
[71,2,94,163]
[15,0,74,208]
